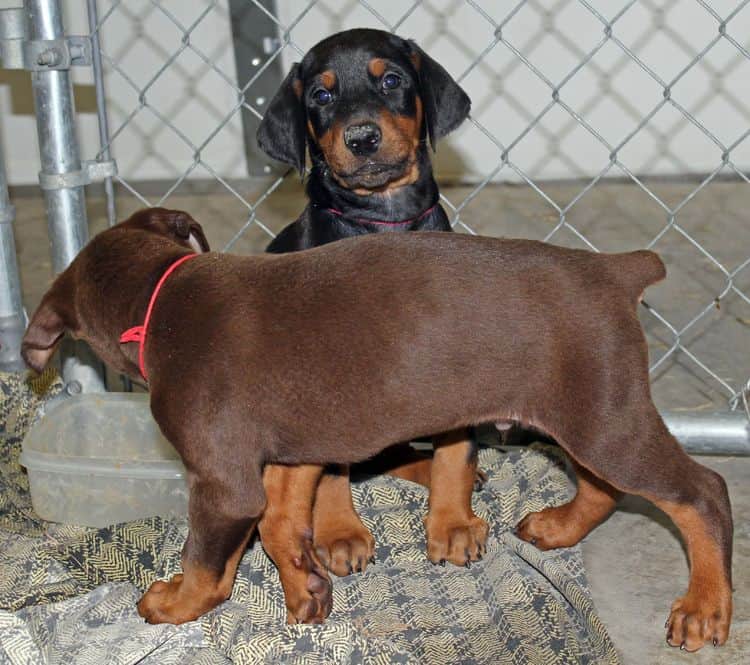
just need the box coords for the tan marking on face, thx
[368,58,387,78]
[351,162,420,196]
[314,121,351,178]
[292,79,303,99]
[315,96,425,193]
[320,70,336,90]
[410,51,421,70]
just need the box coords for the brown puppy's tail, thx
[613,249,666,304]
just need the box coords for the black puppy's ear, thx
[408,41,471,149]
[21,294,68,374]
[256,63,307,174]
[167,211,211,253]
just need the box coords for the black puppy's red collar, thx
[325,203,437,227]
[119,253,197,381]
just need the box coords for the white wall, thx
[2,0,748,185]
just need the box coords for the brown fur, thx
[22,209,733,651]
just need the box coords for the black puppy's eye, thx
[382,73,401,90]
[312,88,333,105]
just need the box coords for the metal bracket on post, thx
[23,35,91,70]
[38,159,117,190]
[0,8,91,71]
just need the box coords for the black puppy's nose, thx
[344,123,381,156]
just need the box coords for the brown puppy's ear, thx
[256,63,307,174]
[408,41,471,149]
[21,295,68,374]
[166,210,211,253]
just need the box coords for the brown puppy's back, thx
[146,232,664,465]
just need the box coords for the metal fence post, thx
[25,0,105,392]
[0,133,26,371]
[228,0,285,176]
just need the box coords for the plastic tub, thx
[20,393,188,527]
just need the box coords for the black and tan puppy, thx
[23,209,732,651]
[257,28,469,247]
[257,27,480,579]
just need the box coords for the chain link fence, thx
[6,0,750,439]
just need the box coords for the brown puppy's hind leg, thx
[312,465,375,577]
[516,461,621,549]
[259,464,333,623]
[656,492,732,651]
[522,410,732,652]
[137,472,262,624]
[425,428,489,567]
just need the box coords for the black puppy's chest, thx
[266,204,452,253]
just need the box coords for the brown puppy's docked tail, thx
[613,249,666,304]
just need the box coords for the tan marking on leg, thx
[137,524,255,624]
[259,464,332,624]
[425,428,488,566]
[516,462,619,549]
[386,456,432,487]
[655,500,732,651]
[312,465,375,576]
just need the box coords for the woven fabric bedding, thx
[0,371,619,664]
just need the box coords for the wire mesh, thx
[83,0,749,417]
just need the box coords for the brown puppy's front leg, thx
[516,461,621,549]
[312,465,376,577]
[259,464,333,623]
[138,473,262,624]
[425,429,489,566]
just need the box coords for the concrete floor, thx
[8,179,750,663]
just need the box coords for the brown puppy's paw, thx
[666,591,731,652]
[137,574,222,624]
[515,507,581,550]
[285,540,333,624]
[314,522,376,577]
[425,514,489,567]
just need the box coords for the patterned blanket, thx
[0,371,619,664]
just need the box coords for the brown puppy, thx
[23,209,732,651]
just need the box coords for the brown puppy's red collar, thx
[120,253,197,381]
[325,203,437,227]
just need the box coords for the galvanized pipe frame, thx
[26,0,88,273]
[0,133,26,371]
[24,0,105,393]
[0,7,29,371]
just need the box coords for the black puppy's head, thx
[257,28,471,192]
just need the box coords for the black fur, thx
[256,28,471,252]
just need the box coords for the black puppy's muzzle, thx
[344,123,381,156]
